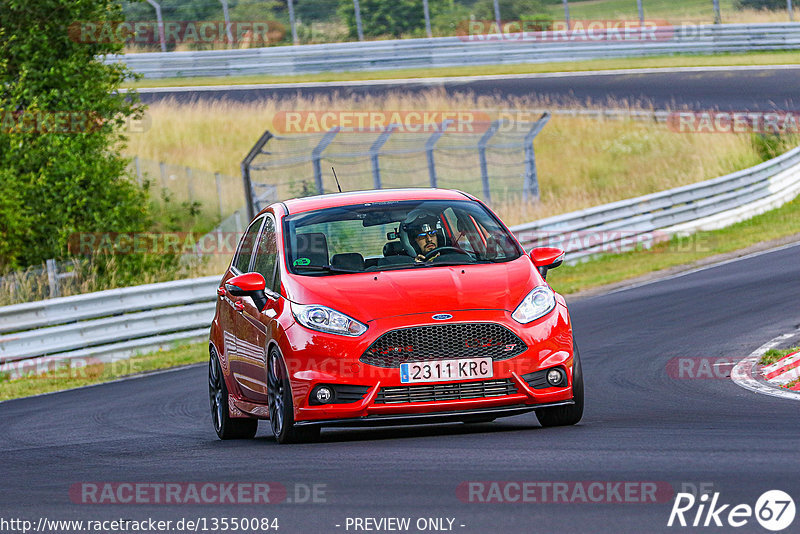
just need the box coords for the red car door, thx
[232,214,282,405]
[220,216,265,403]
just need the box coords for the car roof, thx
[278,188,477,215]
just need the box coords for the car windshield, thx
[284,199,522,275]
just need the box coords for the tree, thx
[0,0,149,271]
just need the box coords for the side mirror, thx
[225,272,268,311]
[530,247,565,280]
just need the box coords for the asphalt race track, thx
[137,67,800,111]
[2,242,799,533]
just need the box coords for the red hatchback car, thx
[209,189,583,443]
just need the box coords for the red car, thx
[208,188,583,443]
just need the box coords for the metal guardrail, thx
[511,146,800,261]
[2,133,800,371]
[108,24,800,79]
[0,277,219,370]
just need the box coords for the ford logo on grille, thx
[432,314,453,321]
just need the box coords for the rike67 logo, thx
[668,490,795,531]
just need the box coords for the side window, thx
[233,217,263,273]
[252,216,279,292]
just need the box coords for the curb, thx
[731,329,800,401]
[762,351,800,390]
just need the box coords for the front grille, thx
[374,378,518,404]
[360,323,527,368]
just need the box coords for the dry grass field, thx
[124,92,762,226]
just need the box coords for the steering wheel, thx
[423,246,471,261]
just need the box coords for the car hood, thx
[283,257,542,322]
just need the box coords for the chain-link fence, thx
[116,0,797,52]
[244,114,549,218]
[129,156,245,227]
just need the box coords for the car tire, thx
[209,348,258,440]
[267,349,321,444]
[535,344,584,427]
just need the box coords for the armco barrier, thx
[0,277,219,368]
[511,146,800,262]
[108,24,800,79]
[2,142,800,369]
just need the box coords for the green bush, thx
[751,133,798,162]
[0,0,150,273]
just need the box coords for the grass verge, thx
[123,50,800,89]
[5,196,800,402]
[759,346,800,366]
[0,342,207,402]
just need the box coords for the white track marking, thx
[731,328,800,401]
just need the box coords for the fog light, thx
[315,386,333,404]
[546,368,564,386]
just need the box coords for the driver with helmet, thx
[400,210,443,262]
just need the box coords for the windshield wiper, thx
[294,264,363,274]
[413,259,479,267]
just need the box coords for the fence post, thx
[215,172,224,222]
[219,0,233,45]
[145,0,166,52]
[789,0,794,22]
[288,0,299,44]
[713,0,721,24]
[312,127,340,195]
[353,0,365,41]
[523,112,551,202]
[425,120,453,188]
[370,124,398,190]
[186,166,194,203]
[637,0,644,26]
[563,0,570,28]
[134,156,142,186]
[422,0,432,38]
[159,161,167,189]
[46,259,60,299]
[241,130,274,220]
[478,120,502,203]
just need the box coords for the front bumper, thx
[281,306,574,423]
[294,401,575,427]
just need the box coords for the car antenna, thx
[332,166,342,193]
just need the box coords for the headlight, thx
[292,303,367,336]
[511,285,556,324]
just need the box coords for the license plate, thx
[400,357,493,384]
